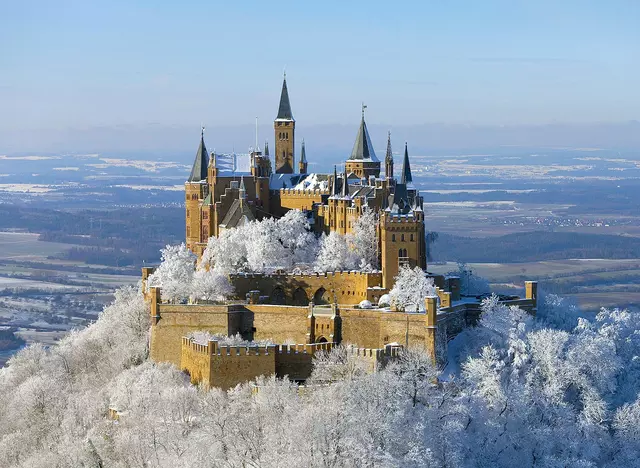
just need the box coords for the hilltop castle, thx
[185,76,424,292]
[142,77,538,390]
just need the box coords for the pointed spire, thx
[276,75,294,120]
[264,140,269,156]
[210,149,217,168]
[188,128,209,182]
[385,131,393,179]
[300,139,307,163]
[332,165,340,196]
[341,165,349,197]
[349,108,378,161]
[239,176,246,199]
[385,132,392,162]
[401,142,413,185]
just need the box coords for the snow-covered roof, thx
[269,173,330,191]
[292,173,329,191]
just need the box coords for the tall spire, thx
[332,165,340,196]
[187,127,209,182]
[385,131,393,179]
[300,139,307,163]
[341,165,349,197]
[276,74,294,120]
[401,142,413,185]
[264,140,269,156]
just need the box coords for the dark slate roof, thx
[332,166,340,196]
[349,117,379,162]
[401,142,413,185]
[220,199,255,229]
[385,131,393,163]
[300,139,307,162]
[388,183,411,214]
[188,134,209,182]
[276,78,294,120]
[341,165,349,197]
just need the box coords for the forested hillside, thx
[1,284,640,466]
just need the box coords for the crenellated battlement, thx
[382,214,420,225]
[279,188,329,196]
[232,271,380,280]
[181,337,333,358]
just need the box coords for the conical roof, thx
[401,142,413,185]
[341,165,349,197]
[385,131,393,163]
[188,132,209,182]
[349,116,378,162]
[332,165,340,196]
[276,77,294,120]
[300,139,307,162]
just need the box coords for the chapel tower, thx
[274,75,295,174]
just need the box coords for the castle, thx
[185,75,424,292]
[144,77,538,390]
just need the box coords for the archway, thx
[316,336,328,343]
[292,287,309,306]
[313,287,330,305]
[271,287,286,305]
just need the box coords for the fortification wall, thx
[278,188,326,212]
[231,271,382,306]
[150,303,247,366]
[181,339,334,389]
[247,304,311,344]
[339,308,428,349]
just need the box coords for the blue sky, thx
[1,0,639,136]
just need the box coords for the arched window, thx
[401,234,405,242]
[410,234,414,241]
[392,234,396,242]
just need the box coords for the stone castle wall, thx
[230,271,383,306]
[181,338,403,390]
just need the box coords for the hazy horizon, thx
[2,1,639,151]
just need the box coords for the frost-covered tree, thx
[200,210,319,274]
[189,268,233,303]
[314,231,358,272]
[146,243,195,301]
[351,208,379,271]
[389,266,436,312]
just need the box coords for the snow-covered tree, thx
[190,268,233,303]
[314,232,357,272]
[146,243,195,301]
[389,265,436,312]
[351,208,379,271]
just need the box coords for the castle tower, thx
[274,75,295,174]
[380,209,425,289]
[345,105,381,179]
[185,129,209,252]
[299,139,308,174]
[385,131,393,179]
[380,143,426,289]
